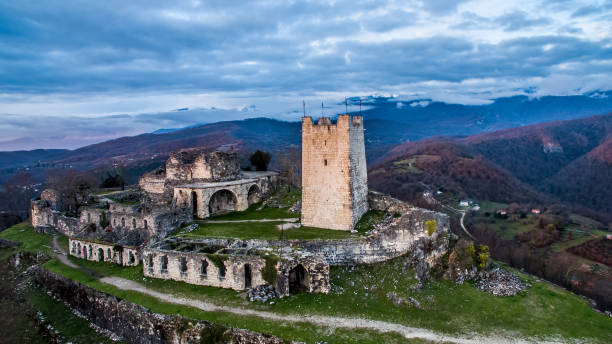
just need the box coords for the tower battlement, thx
[301,114,368,230]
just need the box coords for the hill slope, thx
[370,113,612,219]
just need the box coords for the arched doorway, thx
[191,191,198,217]
[244,264,252,289]
[208,189,237,216]
[98,248,104,262]
[288,264,309,294]
[247,185,261,205]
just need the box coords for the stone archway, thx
[191,191,198,217]
[208,189,237,216]
[244,264,252,289]
[98,248,104,262]
[247,184,261,205]
[288,264,309,294]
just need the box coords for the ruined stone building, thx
[301,114,369,230]
[140,150,278,218]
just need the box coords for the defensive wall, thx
[168,191,450,268]
[34,268,290,344]
[141,244,329,296]
[69,238,141,266]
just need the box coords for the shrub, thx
[205,253,229,269]
[477,245,490,269]
[425,220,437,236]
[261,255,279,285]
[99,210,108,228]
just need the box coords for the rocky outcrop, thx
[34,268,290,344]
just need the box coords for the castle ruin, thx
[31,114,450,298]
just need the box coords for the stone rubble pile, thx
[180,223,198,234]
[475,268,527,296]
[288,200,301,214]
[368,214,397,235]
[248,285,277,303]
[386,291,422,309]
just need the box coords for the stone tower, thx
[301,114,368,230]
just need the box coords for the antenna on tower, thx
[345,97,348,114]
[302,99,306,117]
[359,98,362,115]
[321,101,324,117]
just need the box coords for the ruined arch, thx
[208,189,237,216]
[191,191,198,217]
[247,184,261,205]
[244,264,252,289]
[288,264,309,294]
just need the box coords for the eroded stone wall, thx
[173,193,450,269]
[301,115,368,231]
[34,268,290,344]
[166,150,241,183]
[142,249,267,290]
[69,238,140,266]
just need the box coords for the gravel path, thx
[52,235,80,269]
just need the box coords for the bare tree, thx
[44,169,96,214]
[275,147,301,190]
[2,172,35,217]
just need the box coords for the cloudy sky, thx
[1,0,611,150]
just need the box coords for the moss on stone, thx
[199,323,230,344]
[261,256,279,286]
[205,254,229,270]
[426,220,437,236]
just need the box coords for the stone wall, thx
[34,268,289,344]
[31,200,87,237]
[348,116,369,225]
[166,150,241,183]
[142,246,330,296]
[301,115,368,231]
[142,248,267,291]
[138,169,167,196]
[69,238,141,266]
[108,203,192,239]
[172,193,450,269]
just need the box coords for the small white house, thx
[471,205,481,211]
[459,200,469,207]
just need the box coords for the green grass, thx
[59,253,612,343]
[180,221,361,240]
[208,203,297,221]
[0,221,53,259]
[274,187,301,207]
[43,259,433,344]
[354,210,387,234]
[25,287,121,344]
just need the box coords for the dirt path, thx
[52,235,80,269]
[459,211,477,240]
